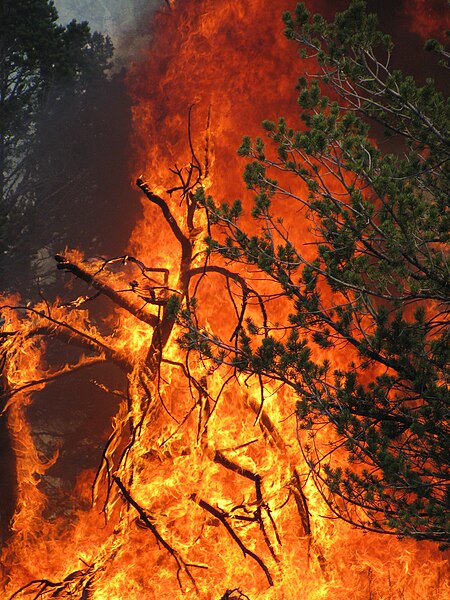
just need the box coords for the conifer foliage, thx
[181,1,450,544]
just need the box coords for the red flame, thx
[403,0,450,40]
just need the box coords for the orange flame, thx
[0,1,448,599]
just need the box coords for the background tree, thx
[180,0,450,544]
[0,0,137,297]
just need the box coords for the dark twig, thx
[214,451,281,564]
[191,495,274,586]
[114,476,199,593]
[1,356,106,406]
[220,589,251,600]
[136,180,191,263]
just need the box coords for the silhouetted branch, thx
[191,494,274,586]
[55,254,159,328]
[114,476,199,593]
[1,356,106,406]
[136,179,191,259]
[214,451,281,564]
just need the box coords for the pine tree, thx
[0,0,114,292]
[181,0,450,544]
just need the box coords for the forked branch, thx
[114,476,200,593]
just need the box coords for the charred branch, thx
[187,266,268,341]
[136,179,192,293]
[245,394,312,541]
[100,255,171,306]
[144,306,175,371]
[0,304,133,377]
[55,254,160,328]
[1,303,112,359]
[214,451,258,482]
[113,475,199,593]
[8,567,96,600]
[220,590,251,600]
[166,105,205,201]
[9,578,62,600]
[214,451,281,563]
[29,323,130,372]
[191,495,274,587]
[290,468,311,537]
[1,356,107,405]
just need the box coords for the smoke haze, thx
[53,0,165,62]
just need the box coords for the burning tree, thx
[180,1,450,544]
[0,1,448,599]
[1,151,317,597]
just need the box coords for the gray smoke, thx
[53,0,164,62]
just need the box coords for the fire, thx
[0,1,448,599]
[403,0,450,41]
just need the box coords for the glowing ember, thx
[0,1,448,599]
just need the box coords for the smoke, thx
[53,0,165,63]
[53,0,162,36]
[8,1,171,299]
